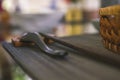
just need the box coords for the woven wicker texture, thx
[100,5,120,53]
[100,5,120,15]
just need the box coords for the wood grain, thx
[2,34,120,80]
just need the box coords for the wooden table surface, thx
[0,44,12,80]
[2,34,120,80]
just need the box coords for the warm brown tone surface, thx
[100,5,120,53]
[0,45,12,80]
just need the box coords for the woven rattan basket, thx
[99,5,120,53]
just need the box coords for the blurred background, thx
[0,0,120,80]
[2,0,102,38]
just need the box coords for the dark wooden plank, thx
[40,33,120,68]
[2,34,120,80]
[0,45,13,80]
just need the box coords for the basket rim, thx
[99,5,120,15]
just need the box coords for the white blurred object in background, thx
[2,0,15,12]
[82,0,101,11]
[84,23,98,34]
[82,0,101,34]
[3,0,68,14]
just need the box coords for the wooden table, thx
[2,34,120,80]
[0,44,12,80]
